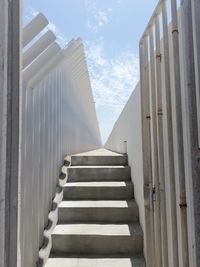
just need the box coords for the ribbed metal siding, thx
[21,15,101,267]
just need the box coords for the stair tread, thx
[52,223,143,236]
[59,200,137,208]
[70,148,124,157]
[48,150,144,263]
[68,166,129,169]
[64,181,132,187]
[45,256,145,267]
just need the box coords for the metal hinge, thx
[152,186,156,201]
[157,107,163,116]
[196,149,200,174]
[156,53,162,61]
[179,203,187,208]
[172,28,179,34]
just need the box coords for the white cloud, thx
[85,41,139,113]
[85,1,113,32]
[86,21,98,33]
[24,7,39,23]
[95,9,112,26]
[30,8,39,17]
[47,22,68,47]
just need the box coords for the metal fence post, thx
[140,38,155,267]
[0,1,21,267]
[149,27,162,267]
[170,0,189,266]
[191,0,200,147]
[162,2,179,266]
[181,0,200,266]
[155,16,169,267]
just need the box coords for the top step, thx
[67,149,128,166]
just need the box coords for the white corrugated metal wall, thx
[20,14,101,267]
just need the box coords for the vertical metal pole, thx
[140,37,155,267]
[55,68,59,180]
[58,68,62,166]
[40,82,46,232]
[59,68,62,162]
[44,78,49,216]
[149,27,162,267]
[170,0,189,266]
[44,80,49,219]
[162,2,179,266]
[0,1,21,267]
[32,87,39,262]
[23,87,33,267]
[191,0,200,147]
[182,0,200,266]
[61,70,64,156]
[30,88,35,266]
[155,16,169,267]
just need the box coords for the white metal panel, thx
[21,36,101,267]
[23,30,56,68]
[23,13,48,47]
[23,42,61,82]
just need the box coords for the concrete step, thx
[51,223,143,255]
[67,166,131,182]
[45,149,144,266]
[45,256,146,267]
[63,181,134,200]
[58,200,139,223]
[70,155,128,166]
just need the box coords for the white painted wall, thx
[105,84,146,253]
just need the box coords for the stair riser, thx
[67,167,131,182]
[63,186,134,200]
[71,156,128,166]
[52,235,143,255]
[58,208,139,223]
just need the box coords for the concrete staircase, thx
[45,149,145,267]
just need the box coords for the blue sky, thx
[24,0,158,143]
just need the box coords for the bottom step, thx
[45,256,145,267]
